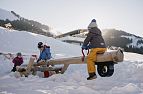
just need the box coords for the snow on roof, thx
[58,36,85,43]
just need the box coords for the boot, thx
[11,67,16,72]
[87,72,97,80]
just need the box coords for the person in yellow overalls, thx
[82,19,107,80]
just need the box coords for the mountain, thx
[56,29,143,54]
[0,8,53,37]
[102,29,143,54]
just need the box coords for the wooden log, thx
[48,49,124,65]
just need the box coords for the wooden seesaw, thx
[17,49,124,77]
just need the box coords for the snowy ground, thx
[0,27,143,94]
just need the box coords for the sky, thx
[0,0,143,36]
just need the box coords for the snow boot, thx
[11,67,16,72]
[87,73,97,80]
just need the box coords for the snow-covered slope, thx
[0,27,81,59]
[0,8,19,21]
[0,27,143,94]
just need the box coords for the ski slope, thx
[0,27,143,94]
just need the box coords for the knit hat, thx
[17,52,22,56]
[88,19,97,29]
[38,42,43,48]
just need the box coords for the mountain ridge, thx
[0,8,53,37]
[57,28,143,54]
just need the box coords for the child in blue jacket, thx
[34,42,52,66]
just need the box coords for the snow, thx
[0,8,19,21]
[0,27,143,94]
[0,27,81,59]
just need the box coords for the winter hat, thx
[17,52,22,56]
[38,42,43,48]
[88,19,97,29]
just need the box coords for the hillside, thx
[57,29,143,54]
[0,27,81,59]
[102,29,143,54]
[0,8,53,37]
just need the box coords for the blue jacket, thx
[37,47,52,62]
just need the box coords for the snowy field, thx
[0,27,143,94]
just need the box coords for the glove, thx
[82,45,88,50]
[87,44,92,49]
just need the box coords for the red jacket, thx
[12,57,23,66]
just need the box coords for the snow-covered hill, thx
[0,8,19,21]
[0,27,81,59]
[0,27,143,94]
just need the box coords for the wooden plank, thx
[48,49,124,65]
[48,56,85,65]
[26,57,35,73]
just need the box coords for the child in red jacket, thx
[11,52,23,72]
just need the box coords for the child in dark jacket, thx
[11,52,23,72]
[82,19,107,80]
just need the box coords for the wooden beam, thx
[48,49,124,65]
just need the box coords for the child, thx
[82,19,107,80]
[35,42,52,66]
[11,52,23,72]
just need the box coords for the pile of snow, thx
[0,27,143,94]
[0,8,19,21]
